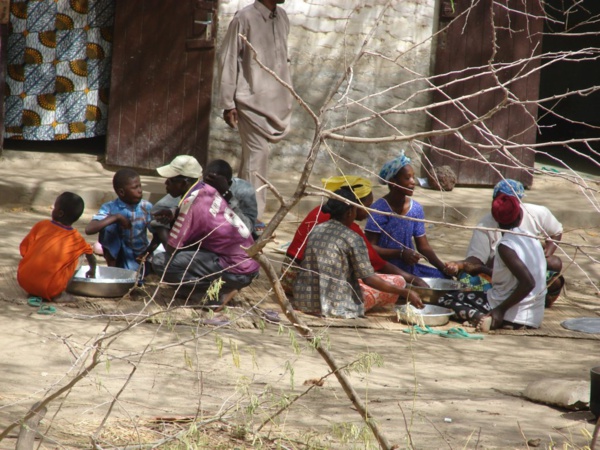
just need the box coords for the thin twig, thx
[252,253,393,450]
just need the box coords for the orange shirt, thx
[18,220,93,300]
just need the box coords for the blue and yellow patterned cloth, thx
[5,0,114,140]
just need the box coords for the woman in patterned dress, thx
[292,188,423,319]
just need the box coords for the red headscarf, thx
[491,193,521,225]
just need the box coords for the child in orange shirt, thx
[18,192,97,302]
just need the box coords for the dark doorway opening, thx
[537,1,600,171]
[3,137,106,156]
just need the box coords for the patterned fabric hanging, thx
[4,0,114,140]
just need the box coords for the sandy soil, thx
[0,207,599,449]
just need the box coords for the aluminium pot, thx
[66,265,138,298]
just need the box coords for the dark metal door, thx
[106,0,218,170]
[429,0,543,187]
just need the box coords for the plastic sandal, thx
[261,309,281,323]
[27,296,56,315]
[37,304,57,315]
[198,316,230,326]
[27,296,43,307]
[402,325,446,335]
[440,327,483,340]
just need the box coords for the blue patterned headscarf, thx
[493,179,525,199]
[379,151,411,184]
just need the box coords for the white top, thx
[466,202,563,265]
[487,227,547,328]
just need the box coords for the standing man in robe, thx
[218,0,293,229]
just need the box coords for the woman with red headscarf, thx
[436,194,547,331]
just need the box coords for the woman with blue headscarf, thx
[364,152,451,279]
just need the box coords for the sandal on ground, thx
[440,327,483,340]
[27,296,43,307]
[197,315,230,326]
[260,309,281,323]
[402,325,446,335]
[37,304,57,315]
[27,296,56,315]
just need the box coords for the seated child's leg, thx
[99,224,139,270]
[99,224,122,267]
[102,247,117,267]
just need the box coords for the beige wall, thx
[209,0,437,181]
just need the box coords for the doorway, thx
[537,1,600,169]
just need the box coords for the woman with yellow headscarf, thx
[280,174,427,297]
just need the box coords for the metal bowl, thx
[66,266,138,298]
[395,304,455,327]
[408,277,467,304]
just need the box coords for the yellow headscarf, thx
[321,175,372,200]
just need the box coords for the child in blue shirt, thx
[86,169,153,271]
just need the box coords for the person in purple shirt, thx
[151,157,259,308]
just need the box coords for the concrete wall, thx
[209,0,437,181]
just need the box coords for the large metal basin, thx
[408,277,467,304]
[395,304,455,327]
[66,266,138,298]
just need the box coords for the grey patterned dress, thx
[292,220,374,318]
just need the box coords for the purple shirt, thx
[168,183,259,275]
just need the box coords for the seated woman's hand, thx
[85,268,96,278]
[443,261,461,277]
[406,291,424,309]
[402,248,421,265]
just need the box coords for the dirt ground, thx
[0,203,600,450]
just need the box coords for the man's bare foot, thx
[52,292,77,303]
